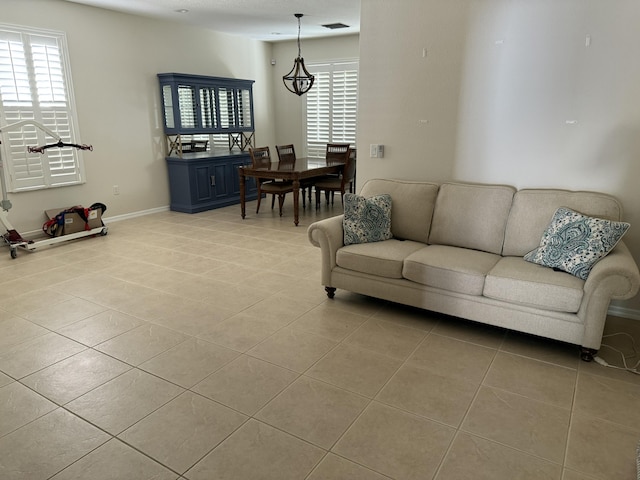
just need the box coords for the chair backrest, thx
[342,148,357,185]
[276,144,296,168]
[249,146,271,169]
[326,143,350,166]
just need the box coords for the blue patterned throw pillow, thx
[343,193,393,246]
[524,207,629,280]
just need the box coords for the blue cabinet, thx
[159,73,257,212]
[166,151,257,213]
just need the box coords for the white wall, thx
[2,0,275,232]
[358,0,640,312]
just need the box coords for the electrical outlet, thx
[113,185,120,195]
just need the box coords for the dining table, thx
[239,157,343,226]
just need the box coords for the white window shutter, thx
[0,25,84,192]
[305,61,358,159]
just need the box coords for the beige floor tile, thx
[561,469,600,480]
[256,376,368,449]
[333,401,455,480]
[307,453,389,480]
[66,369,183,434]
[0,332,86,379]
[24,297,108,331]
[291,304,370,341]
[193,355,298,415]
[0,316,49,351]
[57,309,145,346]
[306,344,402,398]
[574,372,640,429]
[377,364,478,427]
[435,432,562,480]
[408,334,496,384]
[242,292,317,329]
[462,386,570,463]
[343,319,427,360]
[484,352,577,407]
[119,391,247,474]
[21,349,131,405]
[198,312,282,352]
[186,419,324,480]
[0,287,74,316]
[140,337,238,388]
[247,327,337,372]
[565,413,639,480]
[0,408,109,480]
[50,438,178,480]
[372,302,440,332]
[0,382,57,436]
[501,331,580,369]
[0,371,12,387]
[95,323,189,365]
[432,316,507,348]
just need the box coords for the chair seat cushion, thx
[403,245,501,295]
[484,256,584,313]
[314,177,342,189]
[260,181,293,193]
[337,239,425,278]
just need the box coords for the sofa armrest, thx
[578,241,640,350]
[584,241,640,300]
[308,215,345,286]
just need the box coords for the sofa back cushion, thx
[502,189,624,257]
[359,179,439,243]
[428,182,516,255]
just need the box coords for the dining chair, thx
[249,146,294,216]
[314,147,355,209]
[275,143,312,208]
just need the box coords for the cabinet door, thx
[193,162,235,202]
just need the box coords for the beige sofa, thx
[308,179,640,361]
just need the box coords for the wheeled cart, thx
[4,224,108,259]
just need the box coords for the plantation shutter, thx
[0,25,84,192]
[305,61,358,159]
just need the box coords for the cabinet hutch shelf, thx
[158,73,258,212]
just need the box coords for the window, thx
[305,61,358,159]
[0,24,84,192]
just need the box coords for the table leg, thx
[293,179,300,226]
[239,170,246,219]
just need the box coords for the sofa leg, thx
[580,347,597,362]
[325,286,336,299]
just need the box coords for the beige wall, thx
[2,0,275,231]
[358,0,640,313]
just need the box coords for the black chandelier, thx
[282,13,315,96]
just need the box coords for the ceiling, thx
[63,0,360,42]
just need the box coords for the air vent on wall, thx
[322,23,350,29]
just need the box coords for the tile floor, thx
[1,197,639,480]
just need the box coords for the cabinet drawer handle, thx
[210,175,215,186]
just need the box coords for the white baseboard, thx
[607,305,640,321]
[101,205,170,224]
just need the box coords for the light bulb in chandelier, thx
[283,13,314,96]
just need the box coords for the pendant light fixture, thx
[282,13,315,96]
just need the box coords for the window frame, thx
[303,59,358,159]
[0,23,85,192]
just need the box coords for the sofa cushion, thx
[343,193,393,246]
[359,179,439,244]
[337,239,425,279]
[484,257,584,313]
[524,207,629,280]
[428,182,516,255]
[502,189,624,257]
[403,245,501,295]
